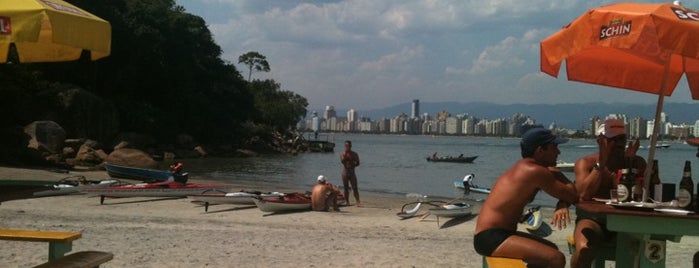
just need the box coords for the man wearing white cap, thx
[569,119,646,268]
[311,175,340,212]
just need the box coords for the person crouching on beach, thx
[311,175,340,212]
[474,128,578,268]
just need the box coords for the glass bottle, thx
[617,167,632,202]
[678,160,694,209]
[632,172,643,202]
[648,160,661,201]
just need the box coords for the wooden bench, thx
[482,256,527,268]
[0,229,82,260]
[32,250,113,268]
[567,235,615,268]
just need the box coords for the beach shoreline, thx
[0,166,697,267]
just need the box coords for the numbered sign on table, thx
[644,240,665,263]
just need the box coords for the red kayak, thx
[81,180,230,204]
[252,192,346,212]
[252,192,312,212]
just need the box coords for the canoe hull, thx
[188,192,284,205]
[253,193,311,212]
[104,162,179,182]
[33,180,124,197]
[428,202,472,217]
[453,181,491,194]
[81,182,229,197]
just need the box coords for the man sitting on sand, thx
[311,175,341,212]
[474,128,578,268]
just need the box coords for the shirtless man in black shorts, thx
[340,140,361,207]
[474,128,578,268]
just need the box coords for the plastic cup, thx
[610,189,619,204]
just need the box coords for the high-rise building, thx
[412,99,420,119]
[311,111,320,132]
[324,106,336,120]
[347,109,357,122]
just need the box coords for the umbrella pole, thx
[643,94,663,202]
[643,58,672,202]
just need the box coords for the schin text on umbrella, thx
[0,17,10,35]
[672,7,699,21]
[600,19,631,40]
[39,0,85,16]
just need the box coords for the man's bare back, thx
[473,128,577,268]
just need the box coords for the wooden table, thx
[0,229,82,260]
[575,202,699,267]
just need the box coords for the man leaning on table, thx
[474,128,578,268]
[566,119,647,268]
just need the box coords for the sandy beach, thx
[1,167,697,268]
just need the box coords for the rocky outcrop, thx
[105,148,158,169]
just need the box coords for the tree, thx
[238,51,270,82]
[250,79,308,131]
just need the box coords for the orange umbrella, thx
[540,2,699,201]
[0,0,111,63]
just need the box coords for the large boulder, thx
[24,121,66,154]
[105,148,158,169]
[75,139,105,164]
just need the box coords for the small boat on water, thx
[301,132,335,153]
[252,192,312,213]
[687,138,699,147]
[426,155,478,163]
[556,160,575,173]
[81,179,230,204]
[104,162,186,182]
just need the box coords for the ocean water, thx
[181,134,699,208]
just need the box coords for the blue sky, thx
[174,0,695,112]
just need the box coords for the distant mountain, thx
[317,102,699,129]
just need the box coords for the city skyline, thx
[303,102,699,139]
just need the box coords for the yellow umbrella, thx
[0,0,111,63]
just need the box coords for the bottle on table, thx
[678,160,694,210]
[696,182,699,213]
[632,173,644,202]
[617,160,634,202]
[648,160,661,201]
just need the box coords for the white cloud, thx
[176,0,693,111]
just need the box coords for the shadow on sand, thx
[439,214,477,229]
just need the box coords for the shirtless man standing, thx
[311,175,340,212]
[340,140,361,207]
[474,128,578,268]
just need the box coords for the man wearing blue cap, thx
[474,128,578,268]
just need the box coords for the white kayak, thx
[428,202,472,217]
[33,179,124,197]
[453,181,491,194]
[188,191,284,205]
